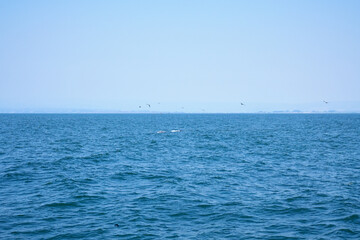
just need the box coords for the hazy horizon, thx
[1,100,360,114]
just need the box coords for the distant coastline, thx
[1,111,359,114]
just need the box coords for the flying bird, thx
[241,103,245,106]
[323,100,328,104]
[146,104,151,108]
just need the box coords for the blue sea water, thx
[0,113,359,239]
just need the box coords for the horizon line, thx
[1,111,360,114]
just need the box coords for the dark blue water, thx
[1,114,359,239]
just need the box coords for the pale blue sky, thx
[0,0,359,113]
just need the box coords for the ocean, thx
[0,114,359,239]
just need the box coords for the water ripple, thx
[0,114,360,239]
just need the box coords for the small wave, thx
[41,202,79,208]
[222,201,241,206]
[47,232,89,240]
[1,171,33,180]
[11,228,51,235]
[114,233,137,238]
[54,156,74,163]
[80,152,110,161]
[111,171,139,180]
[196,203,214,208]
[170,212,189,217]
[325,228,357,236]
[313,222,336,229]
[10,214,33,220]
[334,214,360,223]
[42,217,57,222]
[285,196,307,202]
[135,196,152,202]
[264,205,311,215]
[73,194,106,200]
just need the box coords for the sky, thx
[0,0,359,113]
